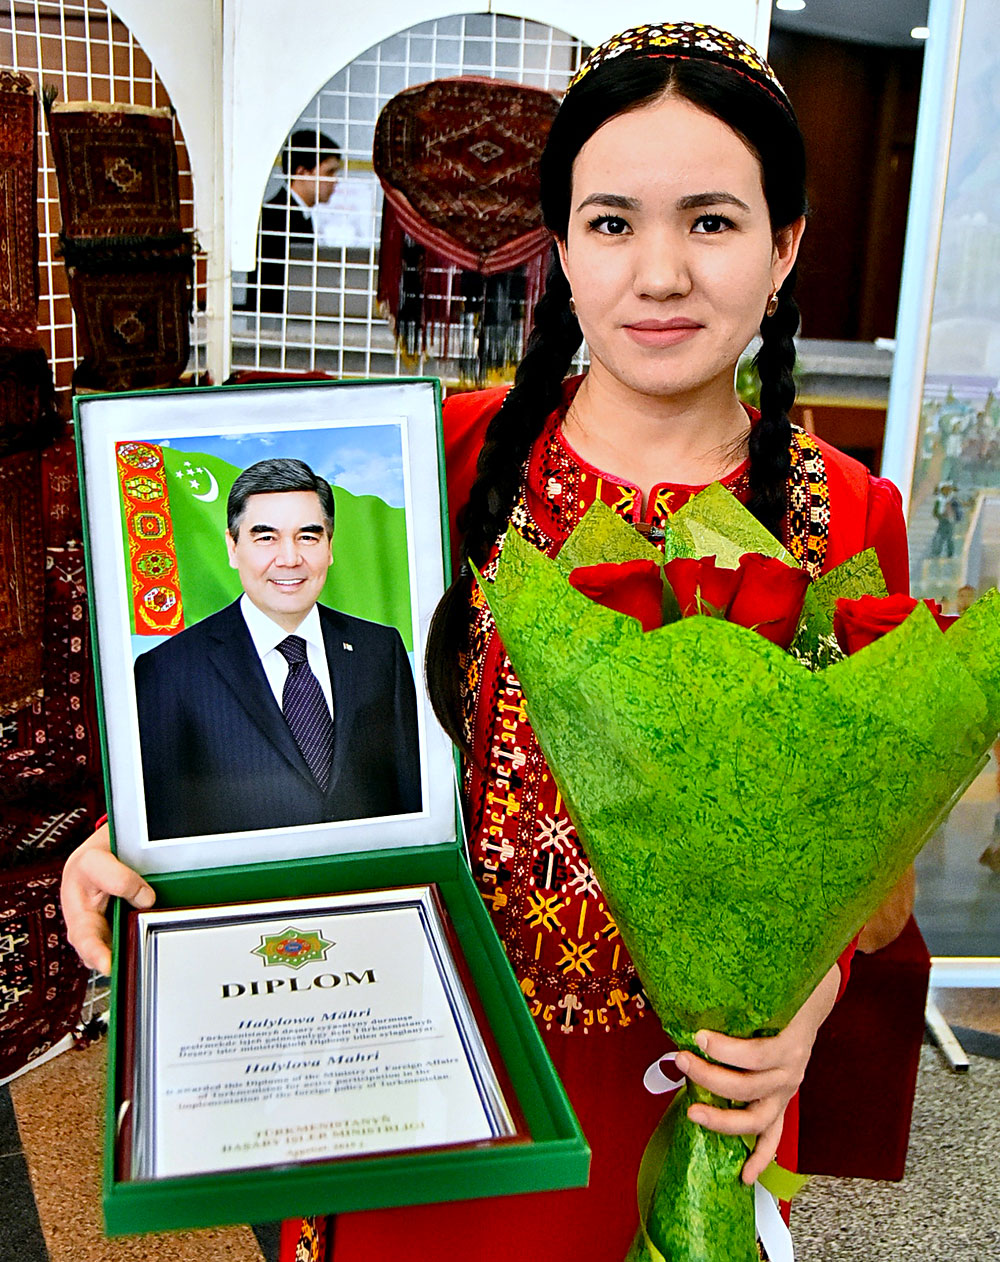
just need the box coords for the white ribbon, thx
[755,1182,795,1262]
[642,1052,797,1262]
[642,1050,686,1095]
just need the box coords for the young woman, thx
[61,22,908,1260]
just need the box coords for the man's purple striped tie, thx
[276,634,334,790]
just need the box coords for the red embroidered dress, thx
[460,394,834,1040]
[323,379,910,1261]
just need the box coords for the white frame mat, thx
[77,378,455,876]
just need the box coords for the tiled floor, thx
[793,1045,1000,1260]
[3,996,998,1262]
[0,1087,47,1262]
[4,1040,267,1262]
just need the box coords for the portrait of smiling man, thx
[133,456,422,841]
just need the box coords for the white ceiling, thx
[770,0,931,48]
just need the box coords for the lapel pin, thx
[343,642,354,651]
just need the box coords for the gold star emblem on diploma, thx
[251,926,334,970]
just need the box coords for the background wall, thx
[769,29,923,343]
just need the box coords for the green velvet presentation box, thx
[75,379,589,1236]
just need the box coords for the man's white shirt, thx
[287,185,312,222]
[239,594,334,719]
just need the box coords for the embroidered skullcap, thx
[567,22,792,117]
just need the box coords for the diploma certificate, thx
[127,886,517,1180]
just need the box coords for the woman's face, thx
[557,93,804,405]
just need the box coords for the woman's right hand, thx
[60,824,155,974]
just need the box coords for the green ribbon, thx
[741,1134,810,1202]
[636,1094,809,1262]
[637,1089,686,1262]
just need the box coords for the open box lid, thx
[75,377,458,877]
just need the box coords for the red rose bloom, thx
[663,553,810,649]
[568,559,664,632]
[726,553,812,648]
[834,593,954,654]
[662,556,741,617]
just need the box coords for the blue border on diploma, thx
[136,888,511,1178]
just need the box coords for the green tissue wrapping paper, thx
[479,499,1000,1262]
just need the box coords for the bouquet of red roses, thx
[478,486,1000,1262]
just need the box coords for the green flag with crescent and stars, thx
[117,433,413,650]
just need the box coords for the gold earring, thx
[568,296,577,316]
[765,289,780,319]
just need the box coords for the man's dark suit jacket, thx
[241,191,313,314]
[134,601,421,841]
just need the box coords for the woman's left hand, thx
[673,962,841,1184]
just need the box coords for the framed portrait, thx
[77,377,456,876]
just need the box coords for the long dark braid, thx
[425,252,582,746]
[749,272,801,536]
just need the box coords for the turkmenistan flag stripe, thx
[117,440,186,637]
[120,446,413,650]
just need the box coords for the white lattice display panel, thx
[230,13,584,383]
